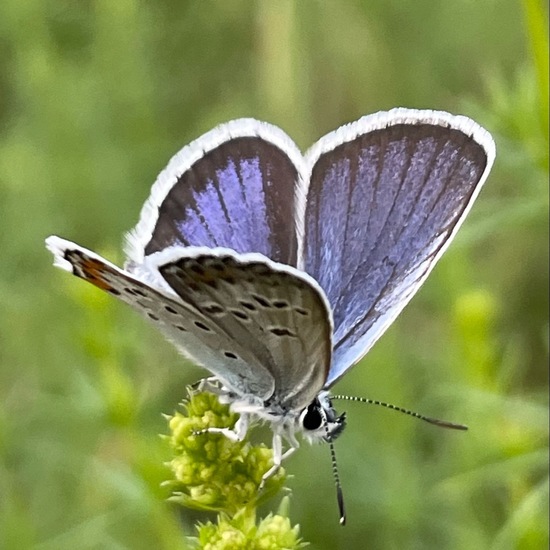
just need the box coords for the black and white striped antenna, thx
[331,395,468,430]
[321,408,346,525]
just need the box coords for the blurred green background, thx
[0,1,548,549]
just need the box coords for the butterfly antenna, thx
[321,409,346,525]
[330,395,468,431]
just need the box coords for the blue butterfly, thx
[46,108,495,522]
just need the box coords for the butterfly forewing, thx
[46,237,276,399]
[125,120,305,268]
[152,247,332,410]
[303,112,495,386]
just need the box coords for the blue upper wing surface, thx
[302,111,495,387]
[126,120,304,268]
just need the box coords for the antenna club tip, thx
[438,420,469,431]
[336,485,346,525]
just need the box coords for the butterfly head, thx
[300,391,347,443]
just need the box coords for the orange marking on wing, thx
[79,258,116,291]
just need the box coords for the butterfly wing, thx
[47,237,331,410]
[301,109,495,387]
[148,246,332,411]
[125,119,306,269]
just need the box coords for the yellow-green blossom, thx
[193,499,307,550]
[164,390,286,514]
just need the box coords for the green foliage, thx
[0,1,547,549]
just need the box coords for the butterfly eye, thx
[301,403,323,431]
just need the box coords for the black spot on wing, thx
[269,327,297,337]
[194,321,211,332]
[202,303,225,315]
[230,309,249,321]
[252,294,271,308]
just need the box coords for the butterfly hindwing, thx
[149,247,333,410]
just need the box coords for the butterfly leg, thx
[193,377,243,410]
[192,377,223,395]
[259,433,297,490]
[194,413,250,442]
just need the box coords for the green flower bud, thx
[192,499,307,549]
[164,389,287,514]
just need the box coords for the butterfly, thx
[46,108,495,522]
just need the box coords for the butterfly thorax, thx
[211,379,346,446]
